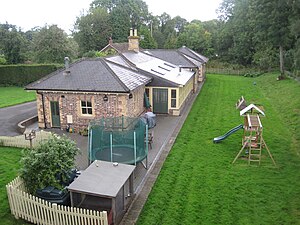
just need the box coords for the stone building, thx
[26,29,208,132]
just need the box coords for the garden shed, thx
[68,160,135,225]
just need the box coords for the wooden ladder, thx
[248,143,262,165]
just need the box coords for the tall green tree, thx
[33,25,78,63]
[177,22,212,56]
[253,0,293,78]
[289,0,300,71]
[139,25,157,49]
[90,0,149,40]
[0,23,27,64]
[74,7,111,54]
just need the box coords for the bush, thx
[20,135,79,194]
[0,64,62,86]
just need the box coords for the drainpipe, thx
[38,91,47,129]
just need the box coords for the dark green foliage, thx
[138,74,300,224]
[0,64,61,86]
[20,135,79,194]
[215,0,300,73]
[139,26,157,49]
[177,22,213,57]
[33,25,78,63]
[0,23,27,64]
[74,7,112,55]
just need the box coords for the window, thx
[171,89,177,108]
[81,100,92,115]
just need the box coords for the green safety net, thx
[88,116,148,165]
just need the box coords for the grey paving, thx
[0,101,37,136]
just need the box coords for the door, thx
[50,101,61,127]
[152,88,168,114]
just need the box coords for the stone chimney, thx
[128,28,139,52]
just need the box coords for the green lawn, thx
[0,87,36,108]
[138,74,300,225]
[0,147,31,225]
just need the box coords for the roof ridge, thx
[176,50,198,67]
[100,58,131,92]
[179,46,208,63]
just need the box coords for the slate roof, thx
[122,51,195,86]
[178,46,209,64]
[101,42,144,53]
[144,49,197,68]
[26,58,151,93]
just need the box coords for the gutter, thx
[37,91,47,129]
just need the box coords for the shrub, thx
[20,135,79,194]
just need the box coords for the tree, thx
[177,22,212,55]
[90,0,149,41]
[0,23,27,64]
[20,135,79,194]
[139,25,157,49]
[253,0,293,78]
[33,25,78,63]
[74,8,112,54]
[164,32,178,49]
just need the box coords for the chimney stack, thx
[108,37,113,45]
[128,28,139,52]
[63,57,71,75]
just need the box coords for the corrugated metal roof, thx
[122,52,194,86]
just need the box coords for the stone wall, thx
[36,87,145,132]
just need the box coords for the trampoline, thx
[88,116,149,167]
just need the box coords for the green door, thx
[50,101,60,127]
[153,88,168,114]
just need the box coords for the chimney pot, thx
[130,28,133,36]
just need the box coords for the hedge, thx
[0,64,63,86]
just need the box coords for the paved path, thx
[120,83,204,225]
[0,101,37,136]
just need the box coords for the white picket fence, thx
[0,130,52,148]
[6,177,108,225]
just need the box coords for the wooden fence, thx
[206,68,261,75]
[6,177,108,225]
[0,130,52,148]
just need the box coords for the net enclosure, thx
[88,116,149,166]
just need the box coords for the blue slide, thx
[213,124,243,143]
